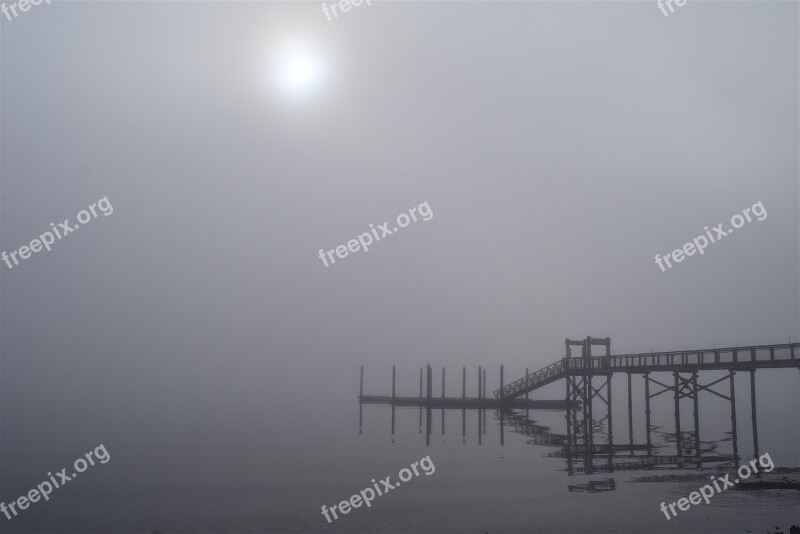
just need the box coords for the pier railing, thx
[495,342,799,400]
[495,359,566,399]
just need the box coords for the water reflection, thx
[360,404,752,478]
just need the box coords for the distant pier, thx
[357,338,800,474]
[359,394,572,409]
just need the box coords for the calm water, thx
[2,368,798,533]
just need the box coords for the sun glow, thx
[272,41,326,99]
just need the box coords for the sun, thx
[273,41,326,99]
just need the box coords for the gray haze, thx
[1,1,798,532]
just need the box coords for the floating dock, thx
[359,395,573,409]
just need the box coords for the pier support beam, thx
[565,366,571,445]
[419,368,424,431]
[607,373,613,458]
[692,371,700,456]
[605,338,613,460]
[627,372,633,456]
[644,372,652,455]
[674,371,681,456]
[729,369,738,459]
[462,366,466,442]
[585,337,593,457]
[427,365,432,404]
[750,369,759,458]
[359,365,364,433]
[482,368,487,434]
[441,367,445,435]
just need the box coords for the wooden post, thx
[750,370,759,458]
[500,365,504,400]
[729,369,738,459]
[359,364,364,433]
[674,371,681,456]
[427,365,432,404]
[462,366,466,440]
[419,368,423,431]
[606,340,613,457]
[565,339,571,444]
[565,372,571,445]
[627,372,633,456]
[392,365,396,403]
[482,368,487,433]
[478,366,482,399]
[692,371,700,456]
[607,374,613,456]
[586,338,593,456]
[644,372,652,455]
[441,367,445,435]
[526,366,530,419]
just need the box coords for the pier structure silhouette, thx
[359,338,799,474]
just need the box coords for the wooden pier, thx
[359,394,571,409]
[358,364,575,410]
[357,337,800,474]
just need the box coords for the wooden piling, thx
[607,373,613,456]
[644,372,652,454]
[692,371,700,455]
[482,368,487,433]
[729,369,738,459]
[606,342,613,457]
[627,372,633,456]
[441,367,445,434]
[674,371,681,456]
[500,365,504,400]
[750,369,758,458]
[526,366,530,421]
[419,368,423,430]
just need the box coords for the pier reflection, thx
[360,405,748,478]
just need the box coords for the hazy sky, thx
[1,0,798,475]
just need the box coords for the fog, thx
[1,1,798,532]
